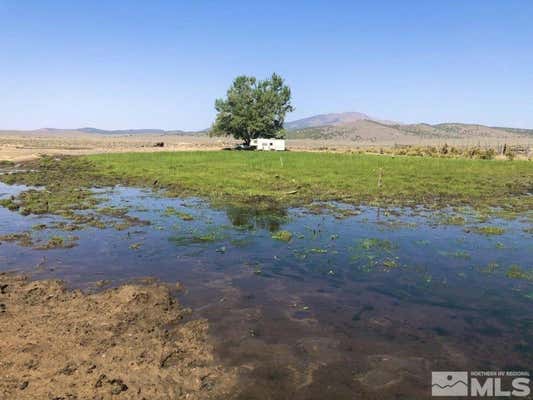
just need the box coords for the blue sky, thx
[1,0,532,130]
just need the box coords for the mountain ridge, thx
[2,112,532,140]
[284,113,533,141]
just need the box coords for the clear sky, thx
[1,0,532,130]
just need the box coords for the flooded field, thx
[1,182,532,399]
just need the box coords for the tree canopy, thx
[211,73,293,145]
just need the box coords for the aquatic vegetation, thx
[112,215,149,231]
[382,258,398,269]
[306,203,361,219]
[2,187,100,216]
[271,230,293,242]
[358,238,396,251]
[97,206,128,217]
[480,262,499,274]
[163,207,194,221]
[32,223,48,231]
[309,248,327,254]
[471,226,506,236]
[0,232,33,247]
[169,229,227,246]
[51,222,82,231]
[36,235,78,250]
[438,215,467,226]
[292,250,307,260]
[506,265,533,281]
[193,232,220,242]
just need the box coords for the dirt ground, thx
[1,130,531,161]
[0,132,233,162]
[0,273,236,399]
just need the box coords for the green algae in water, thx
[97,206,128,217]
[163,207,194,221]
[382,258,399,269]
[169,229,227,246]
[358,238,396,251]
[309,248,328,254]
[437,214,467,226]
[35,235,78,250]
[472,226,506,236]
[506,265,533,281]
[272,230,292,242]
[480,262,499,274]
[32,223,48,231]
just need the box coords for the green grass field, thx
[81,151,533,211]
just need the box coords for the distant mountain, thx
[34,127,203,136]
[4,113,532,142]
[285,112,373,130]
[284,113,533,141]
[78,127,167,135]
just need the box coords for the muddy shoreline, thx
[0,273,236,399]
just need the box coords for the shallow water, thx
[1,183,532,399]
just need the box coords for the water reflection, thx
[224,205,288,232]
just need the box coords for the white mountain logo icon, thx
[432,372,468,396]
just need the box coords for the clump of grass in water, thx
[480,262,499,274]
[35,235,78,250]
[272,230,292,242]
[351,238,400,271]
[308,248,328,254]
[506,265,533,281]
[163,207,194,221]
[0,232,33,247]
[129,242,142,250]
[169,229,226,246]
[306,203,361,219]
[32,223,48,231]
[471,226,506,236]
[97,206,128,217]
[382,258,398,269]
[438,214,467,226]
[359,238,396,251]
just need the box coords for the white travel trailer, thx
[250,138,286,151]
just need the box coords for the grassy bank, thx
[85,151,532,210]
[1,152,532,213]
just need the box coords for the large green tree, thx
[211,73,294,145]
